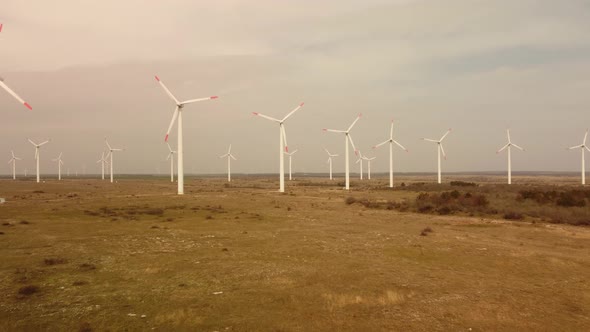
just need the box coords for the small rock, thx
[127,313,137,317]
[213,291,223,295]
[141,314,147,318]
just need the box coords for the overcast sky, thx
[2,0,590,176]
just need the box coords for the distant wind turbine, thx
[155,75,219,195]
[166,143,176,183]
[324,148,338,180]
[497,129,524,185]
[422,129,451,184]
[285,149,298,180]
[8,151,21,180]
[0,76,32,110]
[52,153,64,180]
[323,114,361,190]
[28,138,50,183]
[567,129,590,185]
[253,102,304,192]
[355,151,364,180]
[105,138,123,183]
[362,155,376,180]
[373,120,408,187]
[96,151,109,180]
[219,144,237,182]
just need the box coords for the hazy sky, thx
[2,0,590,175]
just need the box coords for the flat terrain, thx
[0,176,589,331]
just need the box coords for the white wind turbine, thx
[28,139,50,183]
[324,148,338,180]
[567,130,590,185]
[219,144,237,182]
[105,138,123,183]
[497,129,524,185]
[8,151,21,180]
[0,76,33,111]
[166,143,176,183]
[373,120,408,187]
[355,151,364,180]
[284,149,298,180]
[362,155,376,180]
[155,75,219,195]
[253,102,304,192]
[96,151,109,180]
[422,129,451,184]
[323,114,361,190]
[52,153,64,180]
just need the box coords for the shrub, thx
[18,285,40,295]
[44,258,67,266]
[504,212,524,220]
[450,181,477,187]
[345,197,356,205]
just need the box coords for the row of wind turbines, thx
[3,74,590,194]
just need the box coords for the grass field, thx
[1,176,589,331]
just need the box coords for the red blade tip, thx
[285,147,289,152]
[155,75,160,82]
[300,102,304,107]
[24,102,32,110]
[164,134,169,142]
[252,112,259,115]
[358,113,362,117]
[211,96,219,99]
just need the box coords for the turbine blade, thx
[14,157,21,160]
[0,78,32,110]
[228,144,232,154]
[167,142,173,152]
[374,140,389,149]
[440,128,452,142]
[38,140,50,147]
[584,130,588,145]
[440,144,447,159]
[507,129,512,144]
[252,112,281,122]
[219,153,229,159]
[390,120,394,139]
[230,154,237,161]
[291,149,298,155]
[348,134,358,155]
[181,96,218,104]
[422,138,438,143]
[165,106,180,142]
[586,146,590,153]
[347,113,362,132]
[281,125,288,152]
[512,143,524,151]
[105,138,112,150]
[28,138,37,146]
[323,129,346,133]
[281,102,304,122]
[154,75,180,104]
[393,140,408,151]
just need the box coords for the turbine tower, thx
[166,143,176,183]
[253,102,304,192]
[155,75,219,195]
[324,148,338,180]
[362,155,376,180]
[568,130,590,185]
[422,129,451,184]
[219,144,237,182]
[96,151,109,180]
[497,129,524,185]
[52,153,64,180]
[105,138,123,183]
[323,114,361,190]
[0,76,32,110]
[8,151,21,180]
[284,149,298,180]
[28,139,50,183]
[373,120,408,187]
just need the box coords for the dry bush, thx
[44,258,67,266]
[18,285,40,296]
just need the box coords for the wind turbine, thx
[323,114,361,190]
[253,102,304,192]
[8,151,21,180]
[166,143,176,183]
[28,139,50,183]
[324,148,338,180]
[362,155,376,180]
[373,120,408,187]
[105,138,123,183]
[0,76,32,110]
[52,153,64,180]
[219,144,237,182]
[155,75,219,195]
[497,129,524,185]
[567,130,590,185]
[284,149,298,180]
[355,151,364,180]
[96,151,109,180]
[422,129,451,184]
